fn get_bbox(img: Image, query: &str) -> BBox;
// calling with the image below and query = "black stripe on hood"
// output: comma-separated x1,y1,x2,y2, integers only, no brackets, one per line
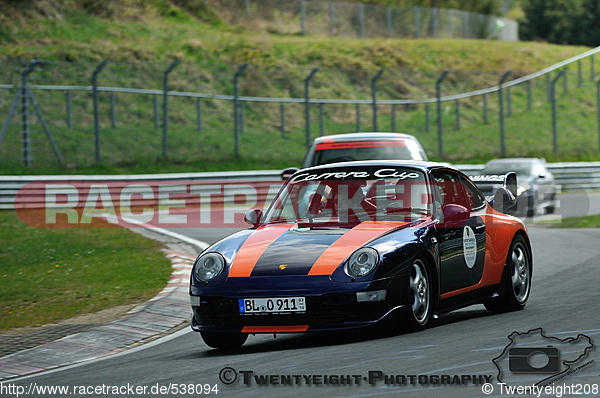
250,228,344,276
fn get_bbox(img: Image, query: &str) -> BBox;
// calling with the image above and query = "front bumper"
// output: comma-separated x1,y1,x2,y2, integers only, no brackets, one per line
190,275,406,333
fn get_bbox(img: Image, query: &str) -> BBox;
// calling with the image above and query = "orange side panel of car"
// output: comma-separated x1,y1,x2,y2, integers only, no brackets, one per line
307,221,408,276
441,205,526,299
228,224,295,278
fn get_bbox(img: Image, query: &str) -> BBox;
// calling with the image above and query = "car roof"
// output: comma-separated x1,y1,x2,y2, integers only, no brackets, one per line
311,132,419,144
297,159,457,175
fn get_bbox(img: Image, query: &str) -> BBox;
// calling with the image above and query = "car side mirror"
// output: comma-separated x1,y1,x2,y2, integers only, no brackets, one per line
491,187,516,213
281,167,299,181
244,208,263,228
442,204,469,226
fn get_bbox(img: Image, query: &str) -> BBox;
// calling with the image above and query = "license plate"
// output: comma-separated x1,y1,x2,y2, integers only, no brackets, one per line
239,297,306,314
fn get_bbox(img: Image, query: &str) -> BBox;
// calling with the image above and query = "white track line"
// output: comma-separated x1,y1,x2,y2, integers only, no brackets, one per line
6,216,210,382
114,213,210,251
7,327,192,382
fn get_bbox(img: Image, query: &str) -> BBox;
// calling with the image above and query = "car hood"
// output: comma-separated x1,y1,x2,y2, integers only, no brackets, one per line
208,221,411,278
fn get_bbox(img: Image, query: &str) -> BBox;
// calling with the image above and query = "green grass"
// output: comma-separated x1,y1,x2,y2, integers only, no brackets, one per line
0,211,172,330
0,0,598,174
551,214,600,228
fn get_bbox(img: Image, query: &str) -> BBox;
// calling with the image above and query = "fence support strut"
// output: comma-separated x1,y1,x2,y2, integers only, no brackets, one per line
304,68,319,148
233,63,248,157
550,69,566,154
436,70,450,157
162,60,180,159
371,68,384,132
597,79,600,150
498,70,512,158
92,60,108,164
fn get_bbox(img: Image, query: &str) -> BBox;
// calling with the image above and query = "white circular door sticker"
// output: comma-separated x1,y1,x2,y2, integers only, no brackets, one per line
463,225,477,269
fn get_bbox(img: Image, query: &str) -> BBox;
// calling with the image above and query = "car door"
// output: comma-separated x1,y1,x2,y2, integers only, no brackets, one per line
432,170,486,294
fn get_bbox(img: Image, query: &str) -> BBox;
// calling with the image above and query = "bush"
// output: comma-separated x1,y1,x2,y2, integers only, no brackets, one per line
520,0,600,46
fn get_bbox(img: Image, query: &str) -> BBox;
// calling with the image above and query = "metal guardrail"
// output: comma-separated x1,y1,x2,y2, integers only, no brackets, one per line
0,173,285,210
2,163,599,210
457,162,600,192
455,162,600,192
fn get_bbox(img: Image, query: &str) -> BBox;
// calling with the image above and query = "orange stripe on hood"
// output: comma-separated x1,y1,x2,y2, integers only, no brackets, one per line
228,224,294,278
308,221,408,276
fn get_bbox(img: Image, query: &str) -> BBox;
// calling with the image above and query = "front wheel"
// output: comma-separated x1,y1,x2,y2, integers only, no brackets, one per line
200,331,248,350
484,235,531,313
404,256,433,332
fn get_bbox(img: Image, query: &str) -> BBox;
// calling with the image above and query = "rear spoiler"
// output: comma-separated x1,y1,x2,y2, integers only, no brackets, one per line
469,172,518,198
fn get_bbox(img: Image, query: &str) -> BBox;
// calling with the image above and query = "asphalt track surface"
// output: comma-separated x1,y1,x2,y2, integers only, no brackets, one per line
8,194,600,398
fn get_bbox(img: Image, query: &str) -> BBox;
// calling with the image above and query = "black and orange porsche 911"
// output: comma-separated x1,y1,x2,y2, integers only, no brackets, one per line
190,161,532,349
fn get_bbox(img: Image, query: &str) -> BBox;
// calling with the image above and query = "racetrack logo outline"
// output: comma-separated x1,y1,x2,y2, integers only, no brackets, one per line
492,327,595,386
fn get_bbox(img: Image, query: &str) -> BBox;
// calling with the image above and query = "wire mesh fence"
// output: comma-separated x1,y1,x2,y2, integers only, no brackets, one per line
206,0,518,41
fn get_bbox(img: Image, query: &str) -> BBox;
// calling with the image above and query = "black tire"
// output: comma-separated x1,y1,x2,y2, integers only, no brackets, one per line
200,331,248,349
546,191,556,214
403,256,434,332
526,195,534,217
484,234,532,313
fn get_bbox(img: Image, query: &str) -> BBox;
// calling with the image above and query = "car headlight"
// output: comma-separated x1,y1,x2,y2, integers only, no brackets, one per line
193,253,225,282
345,248,379,277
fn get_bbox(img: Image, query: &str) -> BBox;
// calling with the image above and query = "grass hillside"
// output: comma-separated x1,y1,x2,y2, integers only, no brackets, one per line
0,0,596,174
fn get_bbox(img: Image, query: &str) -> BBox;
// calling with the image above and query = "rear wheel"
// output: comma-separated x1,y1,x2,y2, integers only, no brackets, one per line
546,192,556,214
484,235,531,313
404,256,433,331
526,195,535,217
200,331,248,350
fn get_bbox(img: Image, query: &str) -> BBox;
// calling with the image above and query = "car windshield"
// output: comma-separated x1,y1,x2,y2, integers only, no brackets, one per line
483,161,533,177
312,140,426,166
263,166,432,227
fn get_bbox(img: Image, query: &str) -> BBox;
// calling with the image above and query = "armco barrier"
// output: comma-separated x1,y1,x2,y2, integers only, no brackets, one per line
0,170,283,211
1,163,599,210
455,162,600,192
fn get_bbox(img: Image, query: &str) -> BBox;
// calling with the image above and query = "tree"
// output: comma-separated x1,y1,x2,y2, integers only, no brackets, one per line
580,0,600,46
520,0,585,45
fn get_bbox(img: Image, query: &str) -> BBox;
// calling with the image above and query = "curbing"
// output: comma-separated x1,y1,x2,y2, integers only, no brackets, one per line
0,226,207,381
